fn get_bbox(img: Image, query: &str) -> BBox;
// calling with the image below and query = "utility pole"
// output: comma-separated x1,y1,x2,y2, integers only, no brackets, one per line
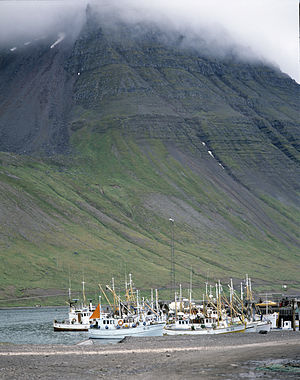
169,218,175,298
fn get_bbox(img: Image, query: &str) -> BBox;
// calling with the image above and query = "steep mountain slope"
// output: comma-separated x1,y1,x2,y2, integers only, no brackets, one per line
0,12,299,304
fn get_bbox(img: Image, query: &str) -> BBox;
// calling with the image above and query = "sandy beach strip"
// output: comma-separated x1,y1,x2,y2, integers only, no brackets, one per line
0,332,299,379
0,338,299,356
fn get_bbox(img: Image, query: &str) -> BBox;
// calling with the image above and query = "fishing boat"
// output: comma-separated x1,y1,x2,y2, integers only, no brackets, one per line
245,320,271,333
164,317,245,335
53,280,95,331
89,276,166,339
53,301,95,331
89,316,165,339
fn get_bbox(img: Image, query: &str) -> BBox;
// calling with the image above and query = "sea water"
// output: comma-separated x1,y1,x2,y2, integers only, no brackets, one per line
0,307,90,345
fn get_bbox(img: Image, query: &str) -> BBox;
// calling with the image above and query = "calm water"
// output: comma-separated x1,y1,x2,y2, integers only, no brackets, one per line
0,307,90,345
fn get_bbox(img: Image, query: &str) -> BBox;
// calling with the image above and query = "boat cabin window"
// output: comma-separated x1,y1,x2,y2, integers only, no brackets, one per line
103,319,114,325
179,320,188,325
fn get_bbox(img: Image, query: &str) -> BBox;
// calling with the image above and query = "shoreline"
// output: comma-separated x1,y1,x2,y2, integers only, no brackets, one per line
1,332,299,379
0,305,66,311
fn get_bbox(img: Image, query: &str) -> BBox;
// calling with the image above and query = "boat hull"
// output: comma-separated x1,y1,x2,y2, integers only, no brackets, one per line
164,324,245,335
53,322,89,332
89,323,164,339
245,321,271,333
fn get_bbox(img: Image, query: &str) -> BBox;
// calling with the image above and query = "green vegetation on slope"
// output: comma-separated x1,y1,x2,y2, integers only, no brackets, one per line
0,125,299,306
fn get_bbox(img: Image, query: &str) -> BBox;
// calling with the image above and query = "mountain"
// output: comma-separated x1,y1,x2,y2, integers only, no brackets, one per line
0,9,299,304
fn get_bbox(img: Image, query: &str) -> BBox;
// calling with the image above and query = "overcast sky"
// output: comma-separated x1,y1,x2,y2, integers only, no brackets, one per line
0,0,299,82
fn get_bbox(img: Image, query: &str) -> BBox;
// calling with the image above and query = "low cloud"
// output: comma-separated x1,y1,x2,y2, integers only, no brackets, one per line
0,1,86,46
0,0,298,82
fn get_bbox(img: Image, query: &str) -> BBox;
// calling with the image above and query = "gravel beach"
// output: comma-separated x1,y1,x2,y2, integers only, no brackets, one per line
0,331,299,379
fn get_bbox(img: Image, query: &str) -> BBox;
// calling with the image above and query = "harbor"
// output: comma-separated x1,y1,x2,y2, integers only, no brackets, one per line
1,283,300,378
51,273,300,338
2,274,300,346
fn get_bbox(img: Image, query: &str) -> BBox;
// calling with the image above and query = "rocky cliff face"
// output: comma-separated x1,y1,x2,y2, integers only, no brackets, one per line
1,14,299,198
0,9,299,301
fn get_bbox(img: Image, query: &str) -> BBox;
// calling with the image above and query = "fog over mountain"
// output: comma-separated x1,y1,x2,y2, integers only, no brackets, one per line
0,0,299,82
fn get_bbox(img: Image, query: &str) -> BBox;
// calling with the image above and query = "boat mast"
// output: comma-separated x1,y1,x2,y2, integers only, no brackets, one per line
82,279,86,306
240,282,243,303
136,289,140,319
68,265,72,304
129,273,134,302
118,293,121,318
219,280,223,325
155,289,159,312
230,278,233,320
246,274,250,301
189,287,192,317
125,270,129,303
216,283,219,326
249,277,254,321
112,277,116,314
98,283,113,309
190,266,192,305
151,288,154,310
179,284,182,312
105,284,132,316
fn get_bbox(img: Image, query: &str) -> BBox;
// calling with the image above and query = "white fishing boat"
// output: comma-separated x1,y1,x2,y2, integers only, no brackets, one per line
53,280,95,331
89,316,165,339
263,312,279,329
53,302,95,331
245,320,271,333
164,316,245,335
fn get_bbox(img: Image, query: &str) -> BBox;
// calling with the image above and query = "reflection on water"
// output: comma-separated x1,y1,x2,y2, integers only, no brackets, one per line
0,307,89,345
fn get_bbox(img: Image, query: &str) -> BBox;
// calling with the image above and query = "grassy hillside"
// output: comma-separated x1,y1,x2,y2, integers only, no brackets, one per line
0,125,299,305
